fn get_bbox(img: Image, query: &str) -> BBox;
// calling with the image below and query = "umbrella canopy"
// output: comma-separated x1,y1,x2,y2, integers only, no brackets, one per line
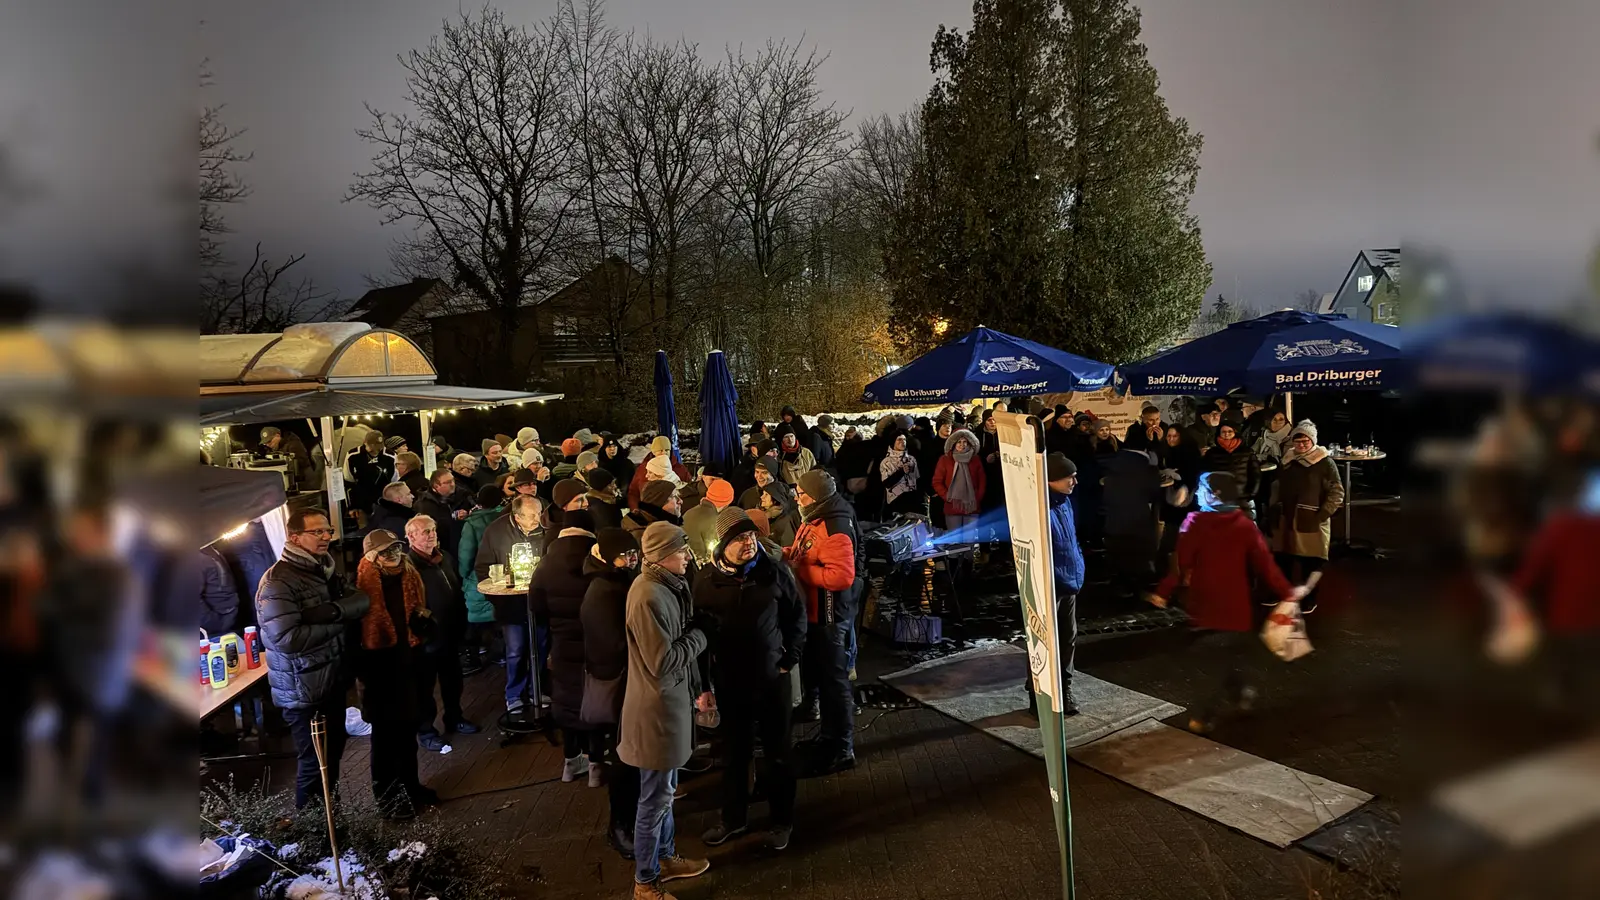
654,350,680,458
1403,312,1600,395
698,351,742,474
860,326,1114,406
1120,310,1401,396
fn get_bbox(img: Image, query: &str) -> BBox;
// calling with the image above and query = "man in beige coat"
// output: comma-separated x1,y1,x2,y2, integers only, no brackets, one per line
619,522,712,899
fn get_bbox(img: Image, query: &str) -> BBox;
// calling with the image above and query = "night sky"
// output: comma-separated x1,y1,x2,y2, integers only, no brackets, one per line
1,0,1596,314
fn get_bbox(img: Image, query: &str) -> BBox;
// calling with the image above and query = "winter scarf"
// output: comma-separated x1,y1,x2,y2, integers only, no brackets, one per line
1216,435,1243,454
1283,419,1329,466
1255,423,1292,462
355,558,426,650
283,543,337,581
881,445,918,503
945,429,979,512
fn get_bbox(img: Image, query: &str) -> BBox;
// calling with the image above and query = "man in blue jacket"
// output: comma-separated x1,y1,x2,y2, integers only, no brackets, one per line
1026,452,1085,717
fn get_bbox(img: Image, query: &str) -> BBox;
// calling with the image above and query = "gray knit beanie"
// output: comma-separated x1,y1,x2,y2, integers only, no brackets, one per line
641,521,689,563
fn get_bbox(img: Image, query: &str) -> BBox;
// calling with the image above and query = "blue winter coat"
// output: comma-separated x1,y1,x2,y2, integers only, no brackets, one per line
1048,488,1085,594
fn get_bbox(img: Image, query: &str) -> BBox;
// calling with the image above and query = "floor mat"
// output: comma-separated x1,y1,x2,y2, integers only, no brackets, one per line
1297,799,1401,888
882,642,1374,849
1431,733,1600,848
881,644,1185,756
1070,719,1374,848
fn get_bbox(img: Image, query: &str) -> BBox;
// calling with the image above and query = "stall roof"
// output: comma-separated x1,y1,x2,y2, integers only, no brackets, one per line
200,324,562,424
200,383,563,426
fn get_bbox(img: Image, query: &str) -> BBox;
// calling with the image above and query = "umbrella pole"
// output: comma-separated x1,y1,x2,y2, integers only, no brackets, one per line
419,409,434,476
1284,392,1294,422
310,714,346,893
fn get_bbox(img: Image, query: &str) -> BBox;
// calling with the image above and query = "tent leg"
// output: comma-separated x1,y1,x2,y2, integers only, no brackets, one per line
420,410,434,476
320,415,342,543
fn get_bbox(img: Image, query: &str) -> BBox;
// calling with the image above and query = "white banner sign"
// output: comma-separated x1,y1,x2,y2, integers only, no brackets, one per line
995,412,1063,713
325,467,346,507
1041,387,1189,433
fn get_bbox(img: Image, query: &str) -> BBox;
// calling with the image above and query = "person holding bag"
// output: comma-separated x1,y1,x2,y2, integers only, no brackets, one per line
581,528,643,860
1271,420,1344,610
1148,472,1305,735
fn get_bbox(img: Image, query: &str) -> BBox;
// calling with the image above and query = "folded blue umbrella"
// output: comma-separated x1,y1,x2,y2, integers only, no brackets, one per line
1120,310,1401,396
653,350,679,457
698,351,741,474
861,326,1114,406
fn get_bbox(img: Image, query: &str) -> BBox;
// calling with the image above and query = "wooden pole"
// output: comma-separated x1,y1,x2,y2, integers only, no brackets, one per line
310,714,345,893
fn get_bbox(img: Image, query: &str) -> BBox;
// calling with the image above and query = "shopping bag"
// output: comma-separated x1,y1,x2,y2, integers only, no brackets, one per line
1261,573,1319,662
1481,572,1540,665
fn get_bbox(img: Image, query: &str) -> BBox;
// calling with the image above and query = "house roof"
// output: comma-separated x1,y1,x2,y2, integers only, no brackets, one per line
341,277,444,328
1361,249,1401,285
425,256,644,323
1319,249,1401,313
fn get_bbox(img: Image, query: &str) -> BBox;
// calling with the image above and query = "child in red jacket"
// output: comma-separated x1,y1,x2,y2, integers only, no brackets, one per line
1151,471,1303,734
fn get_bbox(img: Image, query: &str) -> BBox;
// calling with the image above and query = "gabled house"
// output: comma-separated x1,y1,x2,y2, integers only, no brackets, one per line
1319,249,1401,324
426,257,650,396
339,277,453,354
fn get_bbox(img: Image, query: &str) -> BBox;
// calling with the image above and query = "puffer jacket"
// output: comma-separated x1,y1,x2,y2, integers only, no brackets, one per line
785,491,863,624
528,529,599,729
932,430,987,516
199,546,240,637
458,502,506,624
694,547,806,687
1047,488,1085,594
1202,442,1261,511
254,549,369,710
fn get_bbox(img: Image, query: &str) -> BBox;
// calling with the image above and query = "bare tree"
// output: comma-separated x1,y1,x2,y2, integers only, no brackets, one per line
349,6,580,383
716,42,851,288
844,110,922,255
1294,287,1324,312
201,242,337,334
199,60,250,271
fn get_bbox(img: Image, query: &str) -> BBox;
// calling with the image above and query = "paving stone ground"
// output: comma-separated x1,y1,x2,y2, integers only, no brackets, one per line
220,511,1408,900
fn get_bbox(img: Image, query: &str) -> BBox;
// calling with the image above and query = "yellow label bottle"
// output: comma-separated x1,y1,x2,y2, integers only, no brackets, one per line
207,641,230,690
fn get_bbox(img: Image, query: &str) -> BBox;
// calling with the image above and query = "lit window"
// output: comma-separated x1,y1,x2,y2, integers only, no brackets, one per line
1357,274,1375,293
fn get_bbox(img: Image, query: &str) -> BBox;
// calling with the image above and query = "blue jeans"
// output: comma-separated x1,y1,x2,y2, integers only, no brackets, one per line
503,623,531,710
634,768,679,884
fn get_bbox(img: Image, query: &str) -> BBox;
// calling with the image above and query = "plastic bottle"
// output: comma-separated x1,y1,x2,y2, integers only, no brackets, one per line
242,626,262,669
200,639,213,685
220,633,242,676
207,641,230,690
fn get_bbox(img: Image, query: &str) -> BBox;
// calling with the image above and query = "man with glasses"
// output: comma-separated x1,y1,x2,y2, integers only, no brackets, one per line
255,509,371,809
694,507,807,853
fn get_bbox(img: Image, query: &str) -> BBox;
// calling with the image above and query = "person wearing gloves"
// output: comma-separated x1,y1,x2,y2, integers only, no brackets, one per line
255,509,371,809
625,480,683,538
528,508,602,786
475,494,546,724
582,528,644,860
1024,454,1085,717
620,522,713,899
1271,420,1345,608
1148,471,1303,735
627,436,691,510
694,507,807,853
787,470,863,775
406,516,477,751
354,529,437,818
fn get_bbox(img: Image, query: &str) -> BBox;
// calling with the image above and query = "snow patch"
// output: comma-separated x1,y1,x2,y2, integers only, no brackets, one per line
386,842,428,863
284,852,384,900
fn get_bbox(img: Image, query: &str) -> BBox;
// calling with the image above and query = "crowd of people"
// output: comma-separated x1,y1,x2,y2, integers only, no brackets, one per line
220,395,1379,899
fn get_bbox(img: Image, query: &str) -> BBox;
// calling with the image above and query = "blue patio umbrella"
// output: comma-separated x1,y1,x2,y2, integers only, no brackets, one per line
653,350,679,458
1403,311,1600,395
1120,310,1400,396
698,350,741,475
860,326,1114,406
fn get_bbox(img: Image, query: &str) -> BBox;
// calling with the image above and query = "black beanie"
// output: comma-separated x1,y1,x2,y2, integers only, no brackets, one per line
596,527,638,563
1046,452,1077,481
476,484,503,508
562,508,597,534
584,467,616,492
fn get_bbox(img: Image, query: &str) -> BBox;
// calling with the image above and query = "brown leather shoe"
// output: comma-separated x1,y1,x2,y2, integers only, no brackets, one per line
658,855,710,883
633,880,678,900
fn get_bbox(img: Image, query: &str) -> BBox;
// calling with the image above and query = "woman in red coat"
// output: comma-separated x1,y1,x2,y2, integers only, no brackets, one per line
1510,476,1600,705
625,435,691,510
933,429,986,582
1151,471,1301,734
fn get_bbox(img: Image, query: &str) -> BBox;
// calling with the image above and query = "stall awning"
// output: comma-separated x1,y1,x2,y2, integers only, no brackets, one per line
199,383,565,425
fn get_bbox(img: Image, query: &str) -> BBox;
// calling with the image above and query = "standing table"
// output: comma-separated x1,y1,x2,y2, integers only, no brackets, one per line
1329,451,1389,549
479,577,553,742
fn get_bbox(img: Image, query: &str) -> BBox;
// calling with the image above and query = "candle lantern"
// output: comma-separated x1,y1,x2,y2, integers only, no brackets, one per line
509,541,538,588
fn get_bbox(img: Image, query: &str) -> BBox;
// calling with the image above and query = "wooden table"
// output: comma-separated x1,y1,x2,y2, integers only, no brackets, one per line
199,651,272,719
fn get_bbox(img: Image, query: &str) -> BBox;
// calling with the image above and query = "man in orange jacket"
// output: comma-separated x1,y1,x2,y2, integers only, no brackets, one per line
786,470,863,774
